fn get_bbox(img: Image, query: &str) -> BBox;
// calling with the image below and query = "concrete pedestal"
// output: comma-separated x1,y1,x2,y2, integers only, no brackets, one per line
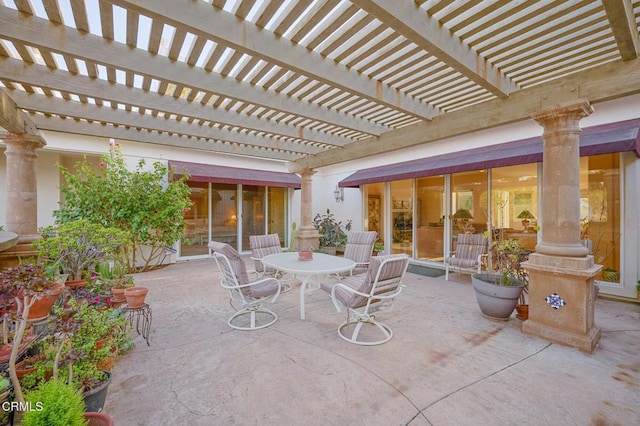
522,253,602,352
294,227,321,252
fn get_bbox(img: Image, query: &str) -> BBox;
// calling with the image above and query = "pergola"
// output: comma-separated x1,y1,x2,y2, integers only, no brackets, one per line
0,1,639,351
0,0,638,165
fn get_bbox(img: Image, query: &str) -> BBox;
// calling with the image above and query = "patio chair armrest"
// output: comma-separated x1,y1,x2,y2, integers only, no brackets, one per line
235,277,282,301
330,282,370,312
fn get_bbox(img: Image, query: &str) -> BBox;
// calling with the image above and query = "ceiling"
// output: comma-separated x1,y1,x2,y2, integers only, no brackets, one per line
1,0,639,173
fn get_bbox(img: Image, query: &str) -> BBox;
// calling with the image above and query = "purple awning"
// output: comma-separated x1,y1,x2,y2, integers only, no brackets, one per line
169,161,301,188
340,119,640,187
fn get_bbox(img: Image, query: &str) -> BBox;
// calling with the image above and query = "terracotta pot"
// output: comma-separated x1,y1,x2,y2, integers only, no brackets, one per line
110,287,126,302
96,346,118,372
24,283,65,320
65,279,88,289
298,250,313,261
15,358,53,382
84,412,115,426
515,304,529,320
124,287,148,308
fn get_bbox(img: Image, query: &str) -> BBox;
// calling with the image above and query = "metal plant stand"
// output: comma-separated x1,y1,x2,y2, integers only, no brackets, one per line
125,304,152,346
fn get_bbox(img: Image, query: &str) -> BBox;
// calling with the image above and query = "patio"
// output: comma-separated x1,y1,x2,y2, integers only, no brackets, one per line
104,257,640,425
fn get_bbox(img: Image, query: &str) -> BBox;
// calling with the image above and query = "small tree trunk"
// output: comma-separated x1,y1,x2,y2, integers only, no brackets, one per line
8,296,35,404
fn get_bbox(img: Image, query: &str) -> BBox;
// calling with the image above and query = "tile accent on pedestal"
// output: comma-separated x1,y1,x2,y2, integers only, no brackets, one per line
545,293,567,310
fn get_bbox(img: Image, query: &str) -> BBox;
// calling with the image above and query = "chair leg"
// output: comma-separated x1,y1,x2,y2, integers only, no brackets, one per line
445,264,450,281
337,318,394,346
227,305,278,330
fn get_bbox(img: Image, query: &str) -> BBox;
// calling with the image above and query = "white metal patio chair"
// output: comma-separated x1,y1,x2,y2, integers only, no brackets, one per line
322,254,409,345
341,231,378,276
209,241,282,330
249,233,293,292
444,233,488,281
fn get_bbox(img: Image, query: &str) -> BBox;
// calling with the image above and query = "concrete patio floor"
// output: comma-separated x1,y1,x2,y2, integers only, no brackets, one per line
104,257,640,425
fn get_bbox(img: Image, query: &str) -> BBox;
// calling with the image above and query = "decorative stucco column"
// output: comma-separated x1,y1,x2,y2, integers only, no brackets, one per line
0,133,45,268
3,133,44,236
294,169,320,250
522,99,602,352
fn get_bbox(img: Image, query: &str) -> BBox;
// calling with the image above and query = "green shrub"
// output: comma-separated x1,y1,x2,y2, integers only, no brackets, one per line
22,379,87,426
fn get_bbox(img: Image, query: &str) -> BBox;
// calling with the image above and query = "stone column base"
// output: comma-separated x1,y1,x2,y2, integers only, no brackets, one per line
522,253,602,353
294,227,320,252
522,319,601,353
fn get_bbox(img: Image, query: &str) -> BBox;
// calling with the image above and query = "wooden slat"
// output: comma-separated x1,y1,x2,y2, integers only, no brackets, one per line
126,10,139,47
602,0,640,60
63,55,79,75
290,0,341,44
306,4,359,51
254,0,286,28
479,0,595,54
69,0,89,33
38,48,57,69
320,13,375,57
273,0,313,36
98,0,114,40
346,33,401,69
13,43,34,64
42,0,63,24
333,25,386,62
168,29,187,61
490,13,607,61
186,36,207,67
234,56,260,81
12,0,33,15
148,19,164,54
219,50,243,77
204,43,227,72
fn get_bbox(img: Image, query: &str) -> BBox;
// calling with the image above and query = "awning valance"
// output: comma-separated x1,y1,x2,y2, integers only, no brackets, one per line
169,161,301,189
339,119,640,187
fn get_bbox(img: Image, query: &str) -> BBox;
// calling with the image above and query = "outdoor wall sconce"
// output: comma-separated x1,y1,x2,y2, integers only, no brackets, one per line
334,186,344,203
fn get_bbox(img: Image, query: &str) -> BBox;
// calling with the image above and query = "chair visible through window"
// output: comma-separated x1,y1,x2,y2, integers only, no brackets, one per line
209,241,282,330
444,234,488,281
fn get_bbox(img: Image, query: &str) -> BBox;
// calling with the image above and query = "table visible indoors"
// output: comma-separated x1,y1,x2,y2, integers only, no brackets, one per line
261,252,355,320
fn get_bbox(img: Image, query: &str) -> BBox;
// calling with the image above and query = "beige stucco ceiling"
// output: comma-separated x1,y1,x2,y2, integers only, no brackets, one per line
1,0,639,172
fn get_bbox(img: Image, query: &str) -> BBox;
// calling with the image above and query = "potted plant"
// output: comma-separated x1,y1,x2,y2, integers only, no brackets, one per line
34,219,130,287
312,209,352,255
0,262,63,403
471,238,528,321
373,242,384,256
45,297,132,412
95,261,134,305
22,378,87,426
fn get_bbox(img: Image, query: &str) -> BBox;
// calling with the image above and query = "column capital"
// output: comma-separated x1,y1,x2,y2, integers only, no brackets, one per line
0,131,46,149
530,99,593,131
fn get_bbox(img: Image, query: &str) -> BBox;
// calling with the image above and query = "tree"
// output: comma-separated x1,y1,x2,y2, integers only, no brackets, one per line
54,141,191,271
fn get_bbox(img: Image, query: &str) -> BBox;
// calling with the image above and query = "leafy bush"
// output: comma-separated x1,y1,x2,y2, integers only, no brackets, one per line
313,209,352,247
53,141,191,271
22,379,87,426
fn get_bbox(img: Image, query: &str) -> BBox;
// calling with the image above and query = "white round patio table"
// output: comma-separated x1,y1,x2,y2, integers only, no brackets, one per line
261,252,355,320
